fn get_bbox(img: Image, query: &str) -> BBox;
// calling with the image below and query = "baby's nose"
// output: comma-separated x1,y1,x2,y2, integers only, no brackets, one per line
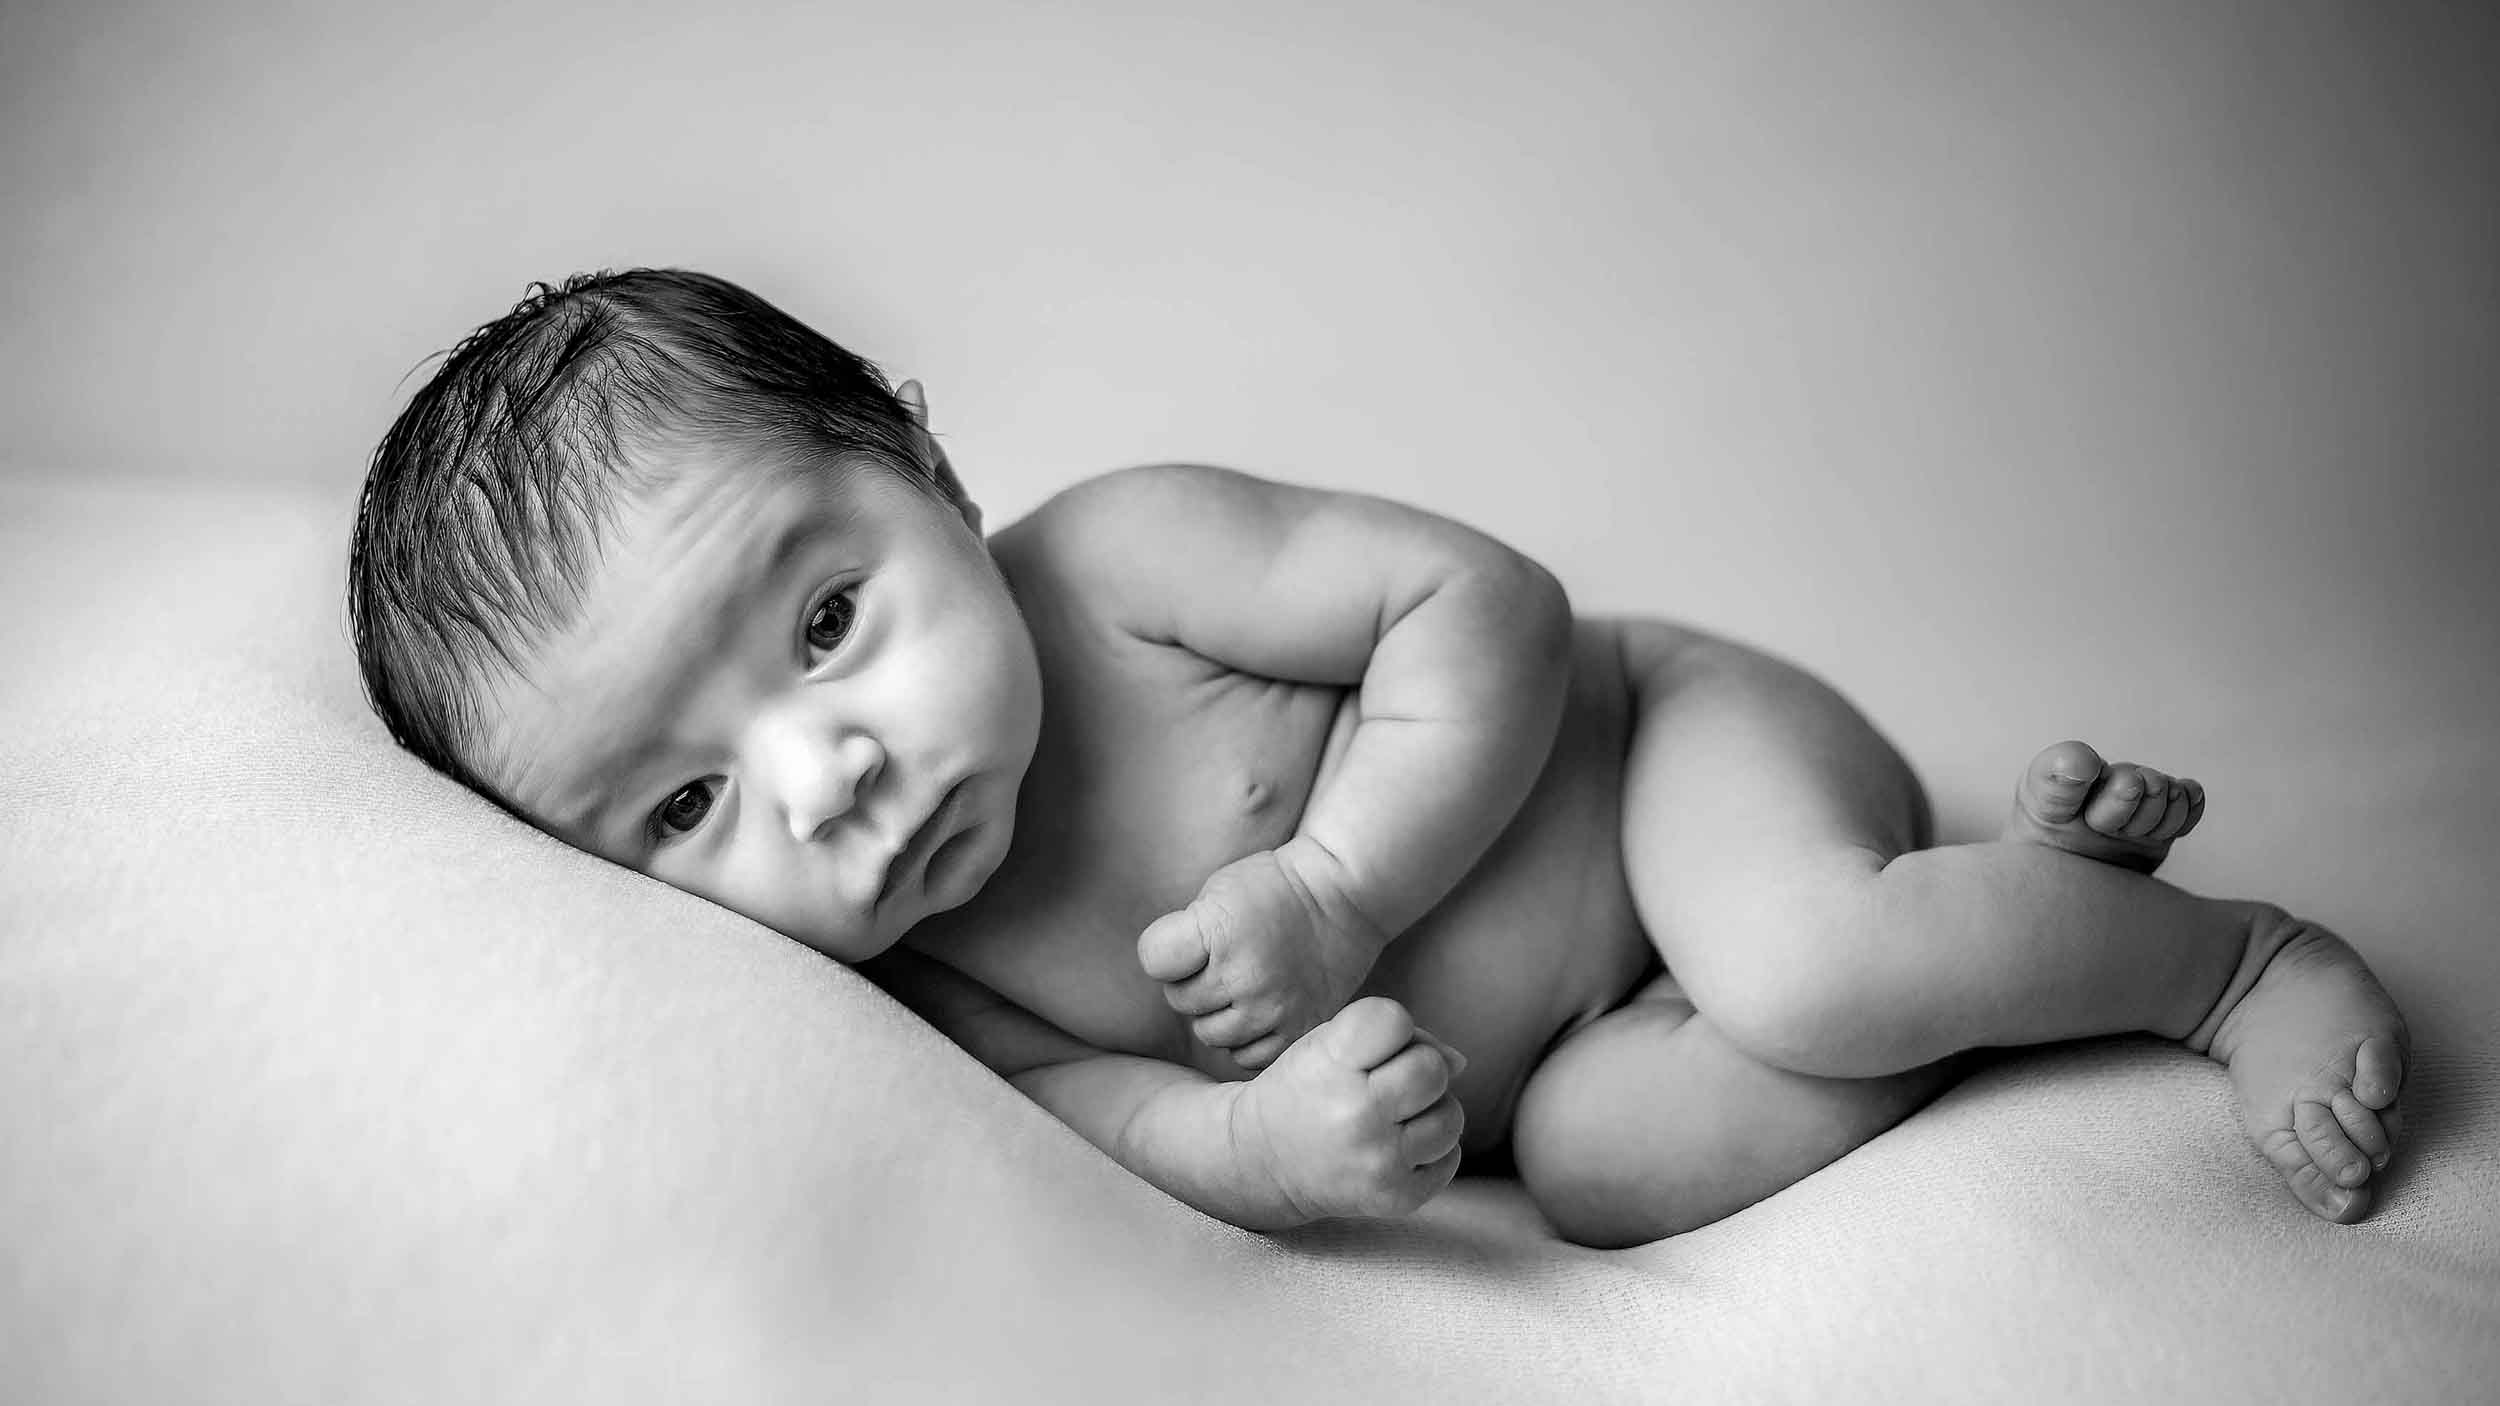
759,721,885,843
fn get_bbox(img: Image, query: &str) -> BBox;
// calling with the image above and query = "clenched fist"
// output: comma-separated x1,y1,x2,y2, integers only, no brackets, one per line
1232,997,1467,1221
1138,842,1389,1070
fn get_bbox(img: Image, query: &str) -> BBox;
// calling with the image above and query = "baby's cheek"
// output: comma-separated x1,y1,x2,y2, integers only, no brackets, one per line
967,621,1044,759
661,849,786,931
756,866,881,960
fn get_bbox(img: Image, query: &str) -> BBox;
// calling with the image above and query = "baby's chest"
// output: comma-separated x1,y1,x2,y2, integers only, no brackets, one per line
911,647,1357,1068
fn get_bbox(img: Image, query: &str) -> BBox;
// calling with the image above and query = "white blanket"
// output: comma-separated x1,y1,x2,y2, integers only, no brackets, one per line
3,471,2494,1403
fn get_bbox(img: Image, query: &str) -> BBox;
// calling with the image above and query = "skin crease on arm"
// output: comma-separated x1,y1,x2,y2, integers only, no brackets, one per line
1107,465,1571,936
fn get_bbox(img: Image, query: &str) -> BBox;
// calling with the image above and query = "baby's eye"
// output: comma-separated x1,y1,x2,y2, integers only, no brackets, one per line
805,588,858,656
652,779,718,839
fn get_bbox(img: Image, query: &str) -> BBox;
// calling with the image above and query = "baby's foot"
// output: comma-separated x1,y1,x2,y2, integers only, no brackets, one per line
2003,739,2204,874
2194,907,2410,1223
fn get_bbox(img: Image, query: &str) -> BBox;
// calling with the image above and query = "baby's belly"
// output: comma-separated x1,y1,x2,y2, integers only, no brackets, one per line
1360,618,1653,1150
923,620,1653,1149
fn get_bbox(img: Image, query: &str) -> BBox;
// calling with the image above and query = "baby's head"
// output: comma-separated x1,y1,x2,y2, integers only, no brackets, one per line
349,269,1042,960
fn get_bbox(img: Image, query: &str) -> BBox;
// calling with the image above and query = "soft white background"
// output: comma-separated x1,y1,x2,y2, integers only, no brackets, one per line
4,0,2494,989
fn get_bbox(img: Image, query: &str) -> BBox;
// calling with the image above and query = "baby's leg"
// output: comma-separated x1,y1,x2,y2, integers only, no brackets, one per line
1514,622,2407,1243
1512,622,1960,1244
1513,975,1961,1247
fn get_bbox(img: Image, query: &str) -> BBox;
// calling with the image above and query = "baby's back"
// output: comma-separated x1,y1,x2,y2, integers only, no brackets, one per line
906,489,1653,1148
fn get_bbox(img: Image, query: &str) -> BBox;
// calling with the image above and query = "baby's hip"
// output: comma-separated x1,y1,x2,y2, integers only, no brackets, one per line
1375,614,1923,1146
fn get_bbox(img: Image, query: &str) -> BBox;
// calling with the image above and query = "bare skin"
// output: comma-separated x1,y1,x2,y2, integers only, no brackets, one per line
2008,741,2405,1210
481,408,2410,1241
2005,737,2205,872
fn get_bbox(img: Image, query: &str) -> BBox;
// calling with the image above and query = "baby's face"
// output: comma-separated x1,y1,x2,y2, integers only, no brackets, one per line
474,453,1042,962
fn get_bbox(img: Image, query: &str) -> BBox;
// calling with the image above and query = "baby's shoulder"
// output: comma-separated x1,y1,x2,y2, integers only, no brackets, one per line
990,463,1276,622
996,462,1271,559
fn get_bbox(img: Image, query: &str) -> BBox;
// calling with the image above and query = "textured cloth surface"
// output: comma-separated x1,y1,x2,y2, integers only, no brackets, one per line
4,472,2496,1403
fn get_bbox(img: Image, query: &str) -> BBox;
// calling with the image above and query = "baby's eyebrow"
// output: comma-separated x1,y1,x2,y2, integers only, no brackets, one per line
552,736,664,844
511,710,654,848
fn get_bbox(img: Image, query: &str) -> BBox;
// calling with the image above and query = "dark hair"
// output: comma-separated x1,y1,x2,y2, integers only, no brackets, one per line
346,268,931,798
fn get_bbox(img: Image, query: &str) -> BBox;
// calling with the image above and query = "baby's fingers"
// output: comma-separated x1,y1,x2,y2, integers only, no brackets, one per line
1416,1030,1468,1081
1160,976,1230,1018
1229,1029,1293,1072
1399,1094,1465,1167
1185,1000,1250,1045
1322,996,1417,1070
1410,1144,1463,1201
1190,995,1290,1050
1369,1036,1464,1118
1136,910,1209,984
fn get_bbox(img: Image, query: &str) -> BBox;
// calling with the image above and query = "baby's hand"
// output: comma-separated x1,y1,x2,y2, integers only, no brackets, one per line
1138,843,1388,1071
1232,997,1466,1222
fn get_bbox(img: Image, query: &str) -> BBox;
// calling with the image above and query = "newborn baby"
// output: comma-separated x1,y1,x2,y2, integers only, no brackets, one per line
349,268,2409,1245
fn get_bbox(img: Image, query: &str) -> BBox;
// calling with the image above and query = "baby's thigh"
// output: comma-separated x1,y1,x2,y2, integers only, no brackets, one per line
1613,619,1929,971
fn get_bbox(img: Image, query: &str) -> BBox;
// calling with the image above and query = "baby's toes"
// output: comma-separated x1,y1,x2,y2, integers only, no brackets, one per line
2081,764,2153,835
2295,1097,2374,1189
2119,767,2174,837
2261,1127,2374,1222
2142,779,2198,841
2021,740,2105,823
2352,1033,2406,1109
2169,778,2205,839
2331,1088,2393,1171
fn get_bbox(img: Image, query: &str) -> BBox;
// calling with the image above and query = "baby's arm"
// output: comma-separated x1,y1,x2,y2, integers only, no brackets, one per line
1035,464,1573,1069
870,952,1465,1230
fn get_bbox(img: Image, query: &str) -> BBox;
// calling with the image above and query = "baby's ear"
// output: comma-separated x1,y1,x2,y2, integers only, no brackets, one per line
896,378,933,428
897,379,982,534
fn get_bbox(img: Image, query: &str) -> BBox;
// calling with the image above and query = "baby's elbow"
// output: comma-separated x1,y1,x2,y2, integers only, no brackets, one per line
1435,547,1571,696
1492,551,1574,672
